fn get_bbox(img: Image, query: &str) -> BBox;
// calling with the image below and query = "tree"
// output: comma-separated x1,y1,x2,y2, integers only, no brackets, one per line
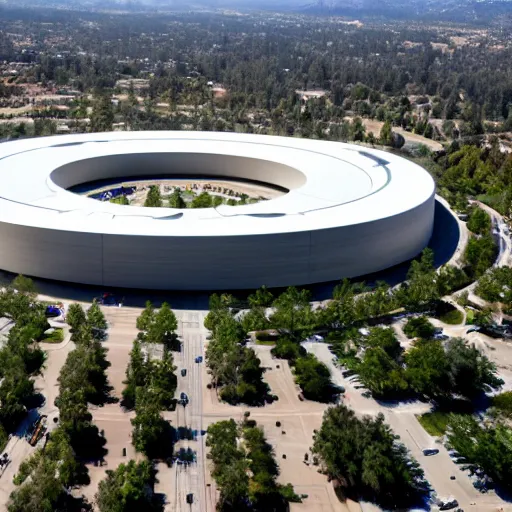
312,405,425,508
136,301,155,332
293,354,334,402
87,300,107,331
122,340,147,409
240,307,269,333
190,191,213,208
379,120,393,146
66,303,86,332
146,302,178,345
445,338,503,398
357,347,409,398
8,464,68,512
96,460,162,512
130,390,169,457
90,91,114,132
467,207,491,235
350,117,366,141
464,235,497,278
11,275,37,296
365,327,402,360
271,338,306,362
168,187,186,209
447,415,512,492
248,286,274,308
403,316,436,339
150,348,177,409
404,340,451,398
270,287,314,338
0,363,35,431
144,186,162,208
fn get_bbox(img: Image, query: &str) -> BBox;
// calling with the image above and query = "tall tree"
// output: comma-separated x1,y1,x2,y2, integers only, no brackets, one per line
144,186,162,208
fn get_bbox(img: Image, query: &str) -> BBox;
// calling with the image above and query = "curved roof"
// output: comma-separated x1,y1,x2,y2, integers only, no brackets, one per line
0,132,434,237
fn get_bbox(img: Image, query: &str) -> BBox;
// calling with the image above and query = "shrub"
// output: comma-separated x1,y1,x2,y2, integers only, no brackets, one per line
403,316,436,339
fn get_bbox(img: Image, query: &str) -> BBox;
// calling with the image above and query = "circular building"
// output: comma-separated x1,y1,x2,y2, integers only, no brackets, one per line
0,132,435,290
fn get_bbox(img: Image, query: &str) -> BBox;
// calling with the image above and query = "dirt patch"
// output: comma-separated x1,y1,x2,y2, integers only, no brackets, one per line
349,118,443,151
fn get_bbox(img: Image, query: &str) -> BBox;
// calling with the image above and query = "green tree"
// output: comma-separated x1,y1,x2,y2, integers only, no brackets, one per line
146,302,178,345
270,287,314,338
357,347,409,398
404,340,451,398
122,340,147,409
445,338,503,398
312,405,425,508
131,390,169,457
403,316,436,339
96,460,162,512
365,327,402,360
293,354,334,402
168,187,186,209
379,120,393,146
90,91,114,132
248,286,274,308
66,303,86,332
447,415,512,492
136,301,155,332
190,191,213,208
87,300,107,331
467,207,491,235
144,186,162,208
11,275,37,296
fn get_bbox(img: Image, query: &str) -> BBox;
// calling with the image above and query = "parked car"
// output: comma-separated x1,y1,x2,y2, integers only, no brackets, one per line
45,305,63,318
439,498,459,510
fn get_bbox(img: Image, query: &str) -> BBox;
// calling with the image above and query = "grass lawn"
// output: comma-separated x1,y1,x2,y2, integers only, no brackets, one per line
255,339,276,346
440,309,464,325
41,328,65,344
492,391,512,417
465,308,475,324
417,411,452,436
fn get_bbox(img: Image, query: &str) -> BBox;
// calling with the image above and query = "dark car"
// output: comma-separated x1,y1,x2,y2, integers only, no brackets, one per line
45,305,62,318
422,448,439,456
181,369,187,377
195,356,203,363
439,499,459,510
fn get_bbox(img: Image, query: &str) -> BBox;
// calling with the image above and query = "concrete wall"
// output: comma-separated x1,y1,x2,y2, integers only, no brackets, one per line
0,193,434,290
51,153,306,191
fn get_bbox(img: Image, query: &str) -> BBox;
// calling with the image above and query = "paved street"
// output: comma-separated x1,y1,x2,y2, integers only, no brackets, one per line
165,310,208,512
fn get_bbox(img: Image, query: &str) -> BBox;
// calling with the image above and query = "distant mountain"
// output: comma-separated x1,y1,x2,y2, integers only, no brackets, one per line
5,0,512,23
298,0,512,22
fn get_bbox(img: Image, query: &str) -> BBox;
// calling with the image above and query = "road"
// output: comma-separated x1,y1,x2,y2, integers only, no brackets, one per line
304,342,510,511
83,306,209,512
169,310,208,512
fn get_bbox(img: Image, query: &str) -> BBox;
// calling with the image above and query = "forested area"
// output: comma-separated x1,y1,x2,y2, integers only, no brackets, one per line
0,277,48,451
9,302,109,512
203,246,501,405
